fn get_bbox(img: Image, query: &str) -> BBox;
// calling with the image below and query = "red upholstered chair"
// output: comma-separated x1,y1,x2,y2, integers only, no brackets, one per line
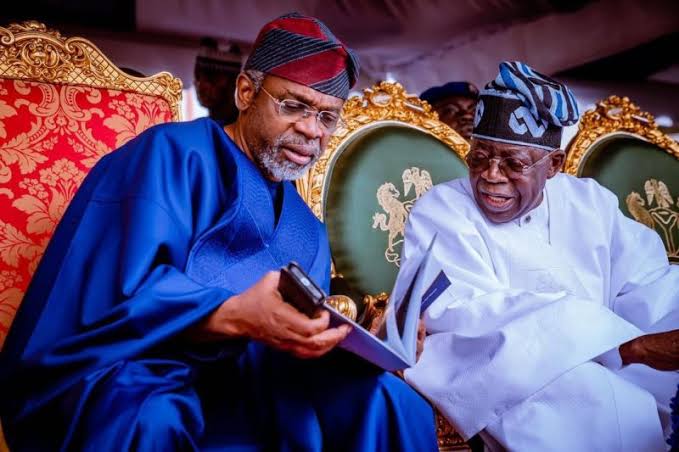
0,20,182,449
0,21,182,349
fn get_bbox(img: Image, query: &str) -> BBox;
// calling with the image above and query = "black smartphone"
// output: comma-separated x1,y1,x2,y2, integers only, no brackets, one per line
278,262,326,317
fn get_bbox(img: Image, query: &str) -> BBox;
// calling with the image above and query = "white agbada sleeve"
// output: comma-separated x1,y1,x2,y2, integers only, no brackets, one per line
594,194,679,369
402,179,678,441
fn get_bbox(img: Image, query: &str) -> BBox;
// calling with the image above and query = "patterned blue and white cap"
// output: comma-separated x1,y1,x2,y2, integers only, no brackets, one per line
472,62,580,150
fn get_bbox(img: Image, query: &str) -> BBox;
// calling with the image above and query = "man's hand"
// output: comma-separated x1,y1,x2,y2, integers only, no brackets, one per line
416,319,426,362
619,329,679,371
191,271,351,359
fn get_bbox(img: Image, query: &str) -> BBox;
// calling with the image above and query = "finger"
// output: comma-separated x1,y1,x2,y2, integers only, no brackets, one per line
283,327,349,359
284,324,352,359
301,325,351,351
369,317,382,335
418,324,426,341
263,311,329,346
277,305,330,337
261,270,281,289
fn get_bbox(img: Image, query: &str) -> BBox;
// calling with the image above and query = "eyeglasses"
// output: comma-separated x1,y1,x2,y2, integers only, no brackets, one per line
465,149,555,178
260,87,344,132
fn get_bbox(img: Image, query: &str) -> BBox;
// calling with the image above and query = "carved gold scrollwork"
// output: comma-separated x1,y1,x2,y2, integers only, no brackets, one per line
436,410,469,451
297,81,469,220
326,294,358,321
565,95,679,175
0,21,182,121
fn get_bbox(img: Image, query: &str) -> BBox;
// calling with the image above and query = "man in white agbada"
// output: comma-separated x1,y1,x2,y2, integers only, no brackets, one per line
401,62,679,451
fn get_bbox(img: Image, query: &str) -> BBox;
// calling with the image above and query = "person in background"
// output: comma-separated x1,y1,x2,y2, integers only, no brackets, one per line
194,36,242,124
420,81,479,140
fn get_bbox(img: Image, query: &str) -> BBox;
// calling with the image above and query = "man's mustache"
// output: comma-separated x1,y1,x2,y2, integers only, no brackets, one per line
276,134,321,156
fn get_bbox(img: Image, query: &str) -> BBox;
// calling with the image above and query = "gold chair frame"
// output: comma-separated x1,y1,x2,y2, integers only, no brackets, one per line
0,21,182,121
565,95,679,175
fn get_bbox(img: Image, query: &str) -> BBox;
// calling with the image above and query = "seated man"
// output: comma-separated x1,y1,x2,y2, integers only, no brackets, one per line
0,13,437,452
402,61,679,451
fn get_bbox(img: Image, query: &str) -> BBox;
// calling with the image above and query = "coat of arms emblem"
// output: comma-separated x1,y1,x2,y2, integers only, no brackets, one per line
371,167,433,266
626,178,679,261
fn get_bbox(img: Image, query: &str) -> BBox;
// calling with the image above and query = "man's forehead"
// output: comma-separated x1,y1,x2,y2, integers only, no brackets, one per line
266,75,344,112
472,139,540,156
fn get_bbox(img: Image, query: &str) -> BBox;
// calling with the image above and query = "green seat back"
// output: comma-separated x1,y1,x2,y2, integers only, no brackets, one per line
578,134,679,262
324,124,468,296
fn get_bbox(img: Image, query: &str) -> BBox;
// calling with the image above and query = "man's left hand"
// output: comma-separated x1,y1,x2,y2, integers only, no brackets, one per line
620,329,679,371
416,319,426,362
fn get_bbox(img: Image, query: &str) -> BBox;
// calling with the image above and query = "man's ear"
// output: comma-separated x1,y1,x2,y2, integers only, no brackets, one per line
234,73,257,112
547,149,566,178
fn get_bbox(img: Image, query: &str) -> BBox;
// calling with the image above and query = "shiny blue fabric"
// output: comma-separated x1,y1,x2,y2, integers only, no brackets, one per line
0,118,436,451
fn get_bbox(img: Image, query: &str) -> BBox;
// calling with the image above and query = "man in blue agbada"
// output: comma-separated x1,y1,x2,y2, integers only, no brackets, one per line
0,13,437,451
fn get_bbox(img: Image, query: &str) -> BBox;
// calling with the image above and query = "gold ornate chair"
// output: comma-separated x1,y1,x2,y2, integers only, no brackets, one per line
297,82,471,451
565,95,679,263
0,21,182,350
0,20,182,450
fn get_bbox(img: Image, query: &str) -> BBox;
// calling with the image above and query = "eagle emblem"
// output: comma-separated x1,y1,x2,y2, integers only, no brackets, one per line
371,167,433,266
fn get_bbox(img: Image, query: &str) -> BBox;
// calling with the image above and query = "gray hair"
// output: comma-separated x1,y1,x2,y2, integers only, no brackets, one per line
234,69,265,111
243,69,264,94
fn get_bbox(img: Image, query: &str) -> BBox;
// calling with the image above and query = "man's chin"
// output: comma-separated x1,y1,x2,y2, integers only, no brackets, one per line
477,199,519,223
265,161,313,181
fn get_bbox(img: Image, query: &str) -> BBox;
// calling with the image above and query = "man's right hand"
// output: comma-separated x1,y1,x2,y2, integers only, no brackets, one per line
192,271,351,359
619,329,679,371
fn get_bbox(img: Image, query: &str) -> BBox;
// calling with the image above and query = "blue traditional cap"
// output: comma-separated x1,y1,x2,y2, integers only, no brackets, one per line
420,81,479,104
472,61,580,150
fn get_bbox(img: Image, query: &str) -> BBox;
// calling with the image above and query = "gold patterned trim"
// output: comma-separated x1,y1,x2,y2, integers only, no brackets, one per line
0,21,182,121
297,81,469,220
565,95,679,175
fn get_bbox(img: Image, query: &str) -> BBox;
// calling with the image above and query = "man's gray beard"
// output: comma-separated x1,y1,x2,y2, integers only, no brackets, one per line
255,134,320,181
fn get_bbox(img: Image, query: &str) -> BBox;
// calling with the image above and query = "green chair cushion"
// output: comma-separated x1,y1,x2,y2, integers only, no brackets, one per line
324,124,468,296
579,134,679,262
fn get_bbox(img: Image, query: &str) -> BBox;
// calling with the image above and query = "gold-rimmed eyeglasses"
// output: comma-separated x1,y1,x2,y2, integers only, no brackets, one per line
261,87,344,132
465,149,556,178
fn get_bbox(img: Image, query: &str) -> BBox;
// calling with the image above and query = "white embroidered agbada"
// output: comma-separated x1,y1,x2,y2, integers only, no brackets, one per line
402,173,679,452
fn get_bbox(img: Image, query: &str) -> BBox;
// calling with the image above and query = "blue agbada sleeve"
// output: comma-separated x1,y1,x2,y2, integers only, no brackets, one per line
0,119,240,420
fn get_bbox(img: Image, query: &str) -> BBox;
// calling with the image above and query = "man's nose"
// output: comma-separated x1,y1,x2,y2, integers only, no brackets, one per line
482,159,507,182
294,114,323,141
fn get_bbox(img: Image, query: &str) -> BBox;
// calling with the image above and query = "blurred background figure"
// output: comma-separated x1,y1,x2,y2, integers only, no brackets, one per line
420,81,479,140
194,37,242,124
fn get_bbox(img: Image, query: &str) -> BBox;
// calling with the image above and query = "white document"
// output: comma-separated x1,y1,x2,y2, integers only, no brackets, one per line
327,235,449,370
